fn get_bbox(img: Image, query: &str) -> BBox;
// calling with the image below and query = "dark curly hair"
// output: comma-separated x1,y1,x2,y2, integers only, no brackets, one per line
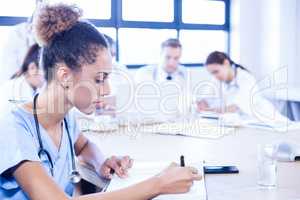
33,3,108,82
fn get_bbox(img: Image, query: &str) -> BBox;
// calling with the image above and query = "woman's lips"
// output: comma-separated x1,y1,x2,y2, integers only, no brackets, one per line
94,101,105,109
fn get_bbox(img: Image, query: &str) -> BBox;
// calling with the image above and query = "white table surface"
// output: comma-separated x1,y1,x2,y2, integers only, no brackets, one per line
264,86,300,102
84,127,300,200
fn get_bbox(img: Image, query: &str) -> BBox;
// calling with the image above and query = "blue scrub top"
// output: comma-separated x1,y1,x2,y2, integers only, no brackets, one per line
0,105,80,199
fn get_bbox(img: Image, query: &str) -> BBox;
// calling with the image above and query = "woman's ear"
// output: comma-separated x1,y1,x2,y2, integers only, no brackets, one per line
223,59,231,68
27,62,38,75
56,63,73,89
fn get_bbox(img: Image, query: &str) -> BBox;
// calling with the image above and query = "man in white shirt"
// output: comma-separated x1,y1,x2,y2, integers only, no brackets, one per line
135,38,186,86
134,39,190,119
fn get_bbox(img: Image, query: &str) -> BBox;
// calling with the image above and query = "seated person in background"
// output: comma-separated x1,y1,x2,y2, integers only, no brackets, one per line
0,43,44,105
197,51,288,122
0,0,43,83
135,38,187,86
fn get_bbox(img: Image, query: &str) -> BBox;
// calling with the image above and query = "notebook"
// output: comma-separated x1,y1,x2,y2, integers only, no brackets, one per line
106,162,207,200
140,119,235,139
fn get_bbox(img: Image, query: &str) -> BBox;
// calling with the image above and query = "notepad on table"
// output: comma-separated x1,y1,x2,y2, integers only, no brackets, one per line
106,162,207,200
140,119,235,139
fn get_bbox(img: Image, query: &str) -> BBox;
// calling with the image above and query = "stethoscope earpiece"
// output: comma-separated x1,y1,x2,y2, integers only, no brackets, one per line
69,170,81,184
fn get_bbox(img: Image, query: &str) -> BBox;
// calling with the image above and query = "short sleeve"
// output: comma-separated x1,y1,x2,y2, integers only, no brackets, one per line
0,114,40,190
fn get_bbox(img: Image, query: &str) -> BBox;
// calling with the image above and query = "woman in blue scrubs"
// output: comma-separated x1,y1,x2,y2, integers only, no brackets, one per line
0,3,201,200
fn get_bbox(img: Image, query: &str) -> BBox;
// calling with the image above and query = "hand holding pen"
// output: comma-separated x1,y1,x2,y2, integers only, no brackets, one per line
155,155,202,195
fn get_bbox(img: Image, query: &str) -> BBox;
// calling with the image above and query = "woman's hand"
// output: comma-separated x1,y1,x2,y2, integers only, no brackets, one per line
157,163,202,194
100,156,133,179
196,100,210,112
213,105,239,114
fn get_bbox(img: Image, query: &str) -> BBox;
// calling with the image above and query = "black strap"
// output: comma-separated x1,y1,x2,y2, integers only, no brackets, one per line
166,75,172,80
33,93,54,174
33,93,44,150
33,93,75,175
63,118,76,171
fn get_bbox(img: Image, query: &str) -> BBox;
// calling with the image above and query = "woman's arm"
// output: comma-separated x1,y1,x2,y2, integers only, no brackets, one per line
213,105,240,114
14,161,201,200
74,134,105,173
14,161,70,200
74,134,132,179
13,160,159,200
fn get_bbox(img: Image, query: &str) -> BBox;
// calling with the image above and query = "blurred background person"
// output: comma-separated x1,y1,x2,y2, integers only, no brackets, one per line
0,43,44,108
0,0,43,84
135,38,186,86
197,51,288,123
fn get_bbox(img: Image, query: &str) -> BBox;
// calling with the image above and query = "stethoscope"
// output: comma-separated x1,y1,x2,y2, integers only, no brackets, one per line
33,93,81,184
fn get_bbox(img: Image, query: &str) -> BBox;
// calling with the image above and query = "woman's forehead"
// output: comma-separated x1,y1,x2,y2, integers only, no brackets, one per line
82,49,112,73
82,64,112,75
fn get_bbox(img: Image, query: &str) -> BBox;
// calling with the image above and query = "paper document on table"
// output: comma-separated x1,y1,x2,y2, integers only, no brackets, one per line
106,162,207,200
141,119,235,139
243,120,300,132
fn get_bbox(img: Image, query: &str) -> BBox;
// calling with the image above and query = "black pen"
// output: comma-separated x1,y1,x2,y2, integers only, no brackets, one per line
180,155,185,167
110,168,115,175
102,168,116,192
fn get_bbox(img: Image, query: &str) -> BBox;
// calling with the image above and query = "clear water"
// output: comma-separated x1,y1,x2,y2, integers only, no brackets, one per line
257,160,277,188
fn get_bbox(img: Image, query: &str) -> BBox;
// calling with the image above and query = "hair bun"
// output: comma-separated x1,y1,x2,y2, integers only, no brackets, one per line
33,3,82,46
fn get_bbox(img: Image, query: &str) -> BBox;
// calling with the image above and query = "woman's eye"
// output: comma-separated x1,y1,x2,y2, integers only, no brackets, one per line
95,79,103,84
103,72,110,80
95,73,110,84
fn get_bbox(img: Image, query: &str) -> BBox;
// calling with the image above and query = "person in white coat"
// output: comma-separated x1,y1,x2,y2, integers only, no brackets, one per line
0,0,44,83
0,22,36,83
135,38,187,86
134,39,189,118
0,43,44,108
197,51,288,123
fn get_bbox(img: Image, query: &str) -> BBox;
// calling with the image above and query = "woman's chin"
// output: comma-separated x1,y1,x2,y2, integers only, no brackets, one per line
83,110,94,116
78,106,95,116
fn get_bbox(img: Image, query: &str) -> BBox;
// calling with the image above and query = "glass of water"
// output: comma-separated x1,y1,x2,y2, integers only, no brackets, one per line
257,144,278,188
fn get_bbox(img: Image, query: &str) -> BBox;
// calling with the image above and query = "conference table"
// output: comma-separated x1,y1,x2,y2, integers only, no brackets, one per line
81,125,300,200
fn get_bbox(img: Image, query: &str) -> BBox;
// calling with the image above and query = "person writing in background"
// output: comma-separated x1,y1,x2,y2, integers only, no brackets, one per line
197,51,288,122
0,4,201,200
0,0,44,83
0,44,44,111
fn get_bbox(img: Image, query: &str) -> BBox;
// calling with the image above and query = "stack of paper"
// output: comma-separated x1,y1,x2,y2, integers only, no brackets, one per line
106,162,207,200
141,119,235,139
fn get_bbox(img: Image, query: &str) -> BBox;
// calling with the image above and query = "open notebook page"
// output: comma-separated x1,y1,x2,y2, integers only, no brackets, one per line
106,162,207,200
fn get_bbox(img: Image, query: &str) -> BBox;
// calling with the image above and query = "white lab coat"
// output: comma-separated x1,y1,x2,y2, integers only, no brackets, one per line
133,65,191,119
134,64,187,87
202,68,288,123
0,22,35,84
0,76,37,112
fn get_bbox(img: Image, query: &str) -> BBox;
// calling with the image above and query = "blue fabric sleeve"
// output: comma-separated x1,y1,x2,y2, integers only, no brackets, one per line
0,115,40,190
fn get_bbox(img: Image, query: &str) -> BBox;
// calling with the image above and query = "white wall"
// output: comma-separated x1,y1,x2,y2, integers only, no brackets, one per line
230,0,300,87
297,0,300,82
230,0,263,77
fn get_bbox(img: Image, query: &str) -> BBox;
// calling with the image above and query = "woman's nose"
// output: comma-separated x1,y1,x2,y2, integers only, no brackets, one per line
98,82,111,97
